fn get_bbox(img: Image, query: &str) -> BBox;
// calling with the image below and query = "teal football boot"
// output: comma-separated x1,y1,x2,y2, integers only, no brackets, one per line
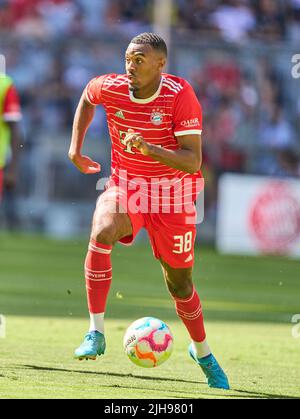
74,331,106,360
189,344,230,389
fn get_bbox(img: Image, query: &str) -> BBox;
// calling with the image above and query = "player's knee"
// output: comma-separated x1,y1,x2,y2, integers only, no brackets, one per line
167,277,193,299
91,223,118,245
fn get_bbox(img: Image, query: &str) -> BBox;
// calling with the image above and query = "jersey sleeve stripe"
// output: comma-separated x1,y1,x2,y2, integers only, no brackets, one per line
162,83,180,94
163,79,183,92
163,78,184,91
174,129,202,136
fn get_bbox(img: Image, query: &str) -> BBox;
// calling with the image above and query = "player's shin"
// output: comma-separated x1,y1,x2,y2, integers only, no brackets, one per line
172,286,211,358
84,240,112,333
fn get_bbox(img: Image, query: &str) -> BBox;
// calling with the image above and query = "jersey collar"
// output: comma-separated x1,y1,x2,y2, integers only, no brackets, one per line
129,77,163,104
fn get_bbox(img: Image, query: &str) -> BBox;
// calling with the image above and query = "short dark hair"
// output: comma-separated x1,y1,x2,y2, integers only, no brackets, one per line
130,33,167,57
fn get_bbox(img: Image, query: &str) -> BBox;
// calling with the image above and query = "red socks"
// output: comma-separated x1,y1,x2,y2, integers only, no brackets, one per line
173,286,206,342
84,239,205,344
84,240,112,314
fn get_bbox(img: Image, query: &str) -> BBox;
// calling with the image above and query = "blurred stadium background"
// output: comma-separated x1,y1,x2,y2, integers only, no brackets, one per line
1,0,300,399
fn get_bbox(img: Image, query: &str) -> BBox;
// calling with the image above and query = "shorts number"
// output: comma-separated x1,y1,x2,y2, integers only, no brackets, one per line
173,232,193,254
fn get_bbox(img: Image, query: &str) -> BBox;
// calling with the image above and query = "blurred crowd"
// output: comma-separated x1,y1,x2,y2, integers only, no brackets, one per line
0,0,299,212
189,54,300,216
176,0,300,43
193,55,300,175
1,0,300,42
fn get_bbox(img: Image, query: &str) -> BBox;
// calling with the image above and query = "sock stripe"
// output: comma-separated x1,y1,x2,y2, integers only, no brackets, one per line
176,308,202,321
176,303,202,318
86,276,112,282
88,243,112,254
85,266,112,273
90,239,112,250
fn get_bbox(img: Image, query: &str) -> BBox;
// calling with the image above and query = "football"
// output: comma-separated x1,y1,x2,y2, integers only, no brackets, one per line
123,317,174,368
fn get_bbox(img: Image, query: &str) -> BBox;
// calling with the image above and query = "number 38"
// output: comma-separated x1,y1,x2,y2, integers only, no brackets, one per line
173,232,193,254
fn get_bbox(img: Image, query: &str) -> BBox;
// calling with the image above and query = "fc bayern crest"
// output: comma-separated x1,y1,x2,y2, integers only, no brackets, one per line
150,109,164,125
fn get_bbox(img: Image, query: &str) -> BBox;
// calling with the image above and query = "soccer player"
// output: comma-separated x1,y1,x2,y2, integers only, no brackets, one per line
69,33,229,389
0,74,22,203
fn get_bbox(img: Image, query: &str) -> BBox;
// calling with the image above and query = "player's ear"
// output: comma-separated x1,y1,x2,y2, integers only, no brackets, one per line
158,56,166,71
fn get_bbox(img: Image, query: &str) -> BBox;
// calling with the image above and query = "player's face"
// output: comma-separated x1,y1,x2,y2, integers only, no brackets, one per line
125,43,166,94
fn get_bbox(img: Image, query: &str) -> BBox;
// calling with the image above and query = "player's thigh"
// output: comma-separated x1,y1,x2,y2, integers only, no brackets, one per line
91,188,133,243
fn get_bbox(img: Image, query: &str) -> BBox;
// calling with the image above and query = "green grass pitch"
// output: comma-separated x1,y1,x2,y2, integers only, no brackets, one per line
0,233,300,399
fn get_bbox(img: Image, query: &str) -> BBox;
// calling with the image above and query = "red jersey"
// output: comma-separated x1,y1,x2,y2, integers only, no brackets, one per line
85,73,203,213
2,84,22,122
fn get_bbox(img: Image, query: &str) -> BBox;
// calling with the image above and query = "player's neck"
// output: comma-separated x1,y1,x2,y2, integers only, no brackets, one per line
133,77,162,99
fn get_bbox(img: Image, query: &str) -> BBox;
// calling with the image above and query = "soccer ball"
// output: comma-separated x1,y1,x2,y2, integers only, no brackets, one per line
123,317,174,368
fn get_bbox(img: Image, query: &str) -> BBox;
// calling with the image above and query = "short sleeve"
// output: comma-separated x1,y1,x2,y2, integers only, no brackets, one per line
85,75,107,105
3,85,22,122
173,83,202,137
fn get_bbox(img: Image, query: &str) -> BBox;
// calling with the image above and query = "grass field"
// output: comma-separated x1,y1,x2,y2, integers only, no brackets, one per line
0,233,300,399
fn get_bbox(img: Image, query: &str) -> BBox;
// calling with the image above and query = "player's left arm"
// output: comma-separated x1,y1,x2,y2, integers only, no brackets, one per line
152,133,202,173
124,129,201,174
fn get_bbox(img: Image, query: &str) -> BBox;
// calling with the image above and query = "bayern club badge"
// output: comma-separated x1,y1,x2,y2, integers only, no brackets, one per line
150,109,164,125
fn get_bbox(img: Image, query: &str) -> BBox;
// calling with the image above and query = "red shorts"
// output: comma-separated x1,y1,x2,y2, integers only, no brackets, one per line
100,185,197,269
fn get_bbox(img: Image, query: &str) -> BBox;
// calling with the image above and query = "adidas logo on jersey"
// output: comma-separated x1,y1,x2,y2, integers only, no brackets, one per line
115,110,125,119
184,254,193,263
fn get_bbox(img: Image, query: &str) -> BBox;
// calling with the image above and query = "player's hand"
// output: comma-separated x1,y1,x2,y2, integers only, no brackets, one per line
124,129,151,156
68,153,101,174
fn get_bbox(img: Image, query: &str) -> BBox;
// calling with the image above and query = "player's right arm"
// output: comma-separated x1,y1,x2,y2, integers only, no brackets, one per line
69,75,107,173
68,89,101,174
